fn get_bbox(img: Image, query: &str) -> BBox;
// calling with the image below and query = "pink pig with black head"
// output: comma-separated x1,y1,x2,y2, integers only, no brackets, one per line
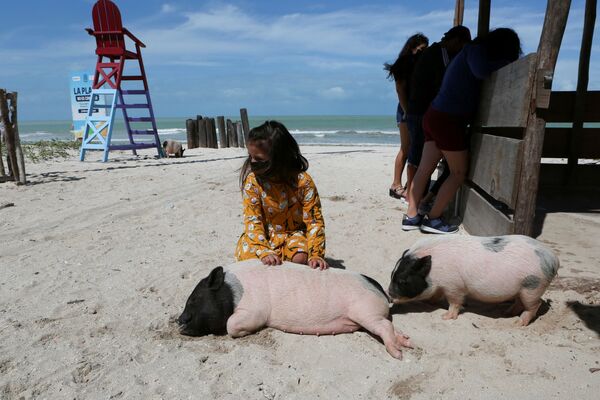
388,235,559,326
179,259,412,359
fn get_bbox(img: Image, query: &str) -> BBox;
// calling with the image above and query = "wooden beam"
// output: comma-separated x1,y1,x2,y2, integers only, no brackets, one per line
567,0,596,184
477,0,491,37
6,92,26,184
236,122,245,148
469,133,523,208
474,53,537,128
0,115,5,177
454,0,465,26
227,119,238,147
460,186,515,236
540,90,600,122
240,108,250,144
513,0,571,236
185,118,196,149
543,127,600,158
0,89,19,182
217,116,227,148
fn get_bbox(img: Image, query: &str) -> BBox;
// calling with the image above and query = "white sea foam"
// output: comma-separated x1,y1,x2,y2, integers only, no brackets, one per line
289,129,397,136
157,128,186,135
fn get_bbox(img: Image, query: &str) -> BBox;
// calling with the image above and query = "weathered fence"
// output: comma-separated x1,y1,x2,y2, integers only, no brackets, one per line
457,0,572,236
185,108,250,150
0,89,26,185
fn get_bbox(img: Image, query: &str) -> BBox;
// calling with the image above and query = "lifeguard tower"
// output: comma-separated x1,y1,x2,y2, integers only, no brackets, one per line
80,0,162,162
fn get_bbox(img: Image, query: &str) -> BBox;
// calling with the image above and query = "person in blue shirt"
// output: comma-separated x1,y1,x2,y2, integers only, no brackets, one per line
402,28,522,234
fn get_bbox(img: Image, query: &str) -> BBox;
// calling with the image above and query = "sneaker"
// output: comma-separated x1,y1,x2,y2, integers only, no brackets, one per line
420,216,459,234
402,214,423,231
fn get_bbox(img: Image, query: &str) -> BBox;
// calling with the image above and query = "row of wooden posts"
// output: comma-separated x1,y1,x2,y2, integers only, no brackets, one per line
186,108,251,149
0,89,27,185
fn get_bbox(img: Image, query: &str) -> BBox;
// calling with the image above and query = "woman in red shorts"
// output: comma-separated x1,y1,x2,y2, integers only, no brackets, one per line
402,28,521,234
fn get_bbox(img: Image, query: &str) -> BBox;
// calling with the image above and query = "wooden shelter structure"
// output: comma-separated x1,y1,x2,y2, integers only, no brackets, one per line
451,0,598,237
80,0,163,162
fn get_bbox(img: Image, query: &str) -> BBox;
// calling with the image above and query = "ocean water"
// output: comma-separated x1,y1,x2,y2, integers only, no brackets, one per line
18,116,401,147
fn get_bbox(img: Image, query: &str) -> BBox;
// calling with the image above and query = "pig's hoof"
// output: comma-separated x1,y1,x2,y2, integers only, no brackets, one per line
395,332,412,348
442,312,458,320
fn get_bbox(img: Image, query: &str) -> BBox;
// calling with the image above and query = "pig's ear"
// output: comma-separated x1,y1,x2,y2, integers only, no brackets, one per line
206,266,225,290
413,256,432,277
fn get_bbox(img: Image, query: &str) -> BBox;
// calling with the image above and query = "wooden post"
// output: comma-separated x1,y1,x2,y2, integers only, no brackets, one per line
185,118,197,149
0,116,5,178
227,119,238,147
236,122,245,148
567,0,596,184
217,116,227,148
196,115,204,148
198,116,208,148
240,108,250,144
204,118,212,148
7,92,26,184
454,0,465,26
477,0,491,37
0,89,19,182
514,0,571,236
209,118,218,149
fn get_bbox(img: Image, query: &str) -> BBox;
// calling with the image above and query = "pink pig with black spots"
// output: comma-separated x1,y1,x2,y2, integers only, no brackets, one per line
388,235,559,326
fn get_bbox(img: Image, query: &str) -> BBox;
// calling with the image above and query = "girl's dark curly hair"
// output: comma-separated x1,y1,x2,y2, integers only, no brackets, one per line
239,120,308,189
473,27,522,63
384,33,429,81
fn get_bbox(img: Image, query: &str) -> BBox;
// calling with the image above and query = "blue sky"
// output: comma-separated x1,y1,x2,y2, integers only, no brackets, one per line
1,0,598,120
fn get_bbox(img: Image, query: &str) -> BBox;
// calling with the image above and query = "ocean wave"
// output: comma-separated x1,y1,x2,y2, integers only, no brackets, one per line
157,128,186,135
289,129,397,136
20,131,58,138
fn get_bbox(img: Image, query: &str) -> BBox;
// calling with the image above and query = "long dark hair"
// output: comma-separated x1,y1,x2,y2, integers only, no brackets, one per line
239,120,309,189
473,28,522,63
384,33,429,80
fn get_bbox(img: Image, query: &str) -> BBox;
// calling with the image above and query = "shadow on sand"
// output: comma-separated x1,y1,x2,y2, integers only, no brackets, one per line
532,188,600,237
568,301,600,337
391,298,552,323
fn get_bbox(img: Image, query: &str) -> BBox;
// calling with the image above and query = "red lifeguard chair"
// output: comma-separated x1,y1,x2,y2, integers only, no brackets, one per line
80,0,162,161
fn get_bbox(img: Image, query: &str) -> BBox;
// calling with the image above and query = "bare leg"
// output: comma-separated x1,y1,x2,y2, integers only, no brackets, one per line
391,122,410,191
427,149,468,219
407,141,442,217
405,163,416,199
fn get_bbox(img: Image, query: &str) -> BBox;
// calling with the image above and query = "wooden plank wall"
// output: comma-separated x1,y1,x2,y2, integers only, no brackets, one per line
539,90,600,188
474,53,537,128
459,55,537,236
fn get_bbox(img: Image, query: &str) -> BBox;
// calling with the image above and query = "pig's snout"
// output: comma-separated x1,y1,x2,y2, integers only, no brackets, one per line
178,311,191,327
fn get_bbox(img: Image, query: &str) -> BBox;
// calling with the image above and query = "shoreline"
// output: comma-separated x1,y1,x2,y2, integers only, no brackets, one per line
1,145,598,399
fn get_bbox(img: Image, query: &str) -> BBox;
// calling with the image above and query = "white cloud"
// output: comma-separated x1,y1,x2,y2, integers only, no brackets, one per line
161,4,176,13
320,86,347,99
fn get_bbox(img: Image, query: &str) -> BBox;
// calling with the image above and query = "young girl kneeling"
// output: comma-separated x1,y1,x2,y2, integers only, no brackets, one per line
235,120,328,270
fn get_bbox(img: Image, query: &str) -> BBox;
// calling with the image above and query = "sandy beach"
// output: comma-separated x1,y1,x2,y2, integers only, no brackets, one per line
1,145,599,399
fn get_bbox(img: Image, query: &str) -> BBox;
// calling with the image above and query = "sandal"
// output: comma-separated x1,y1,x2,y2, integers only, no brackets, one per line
389,186,407,200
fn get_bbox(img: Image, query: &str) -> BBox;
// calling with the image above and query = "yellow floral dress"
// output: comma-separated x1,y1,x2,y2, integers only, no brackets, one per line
235,171,326,262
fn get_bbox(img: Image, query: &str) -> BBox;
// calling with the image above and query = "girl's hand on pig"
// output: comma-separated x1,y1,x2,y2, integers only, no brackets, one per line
261,254,282,266
309,257,329,270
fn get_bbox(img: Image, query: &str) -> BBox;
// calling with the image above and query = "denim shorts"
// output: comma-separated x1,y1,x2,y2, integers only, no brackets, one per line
396,103,406,125
406,113,424,166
